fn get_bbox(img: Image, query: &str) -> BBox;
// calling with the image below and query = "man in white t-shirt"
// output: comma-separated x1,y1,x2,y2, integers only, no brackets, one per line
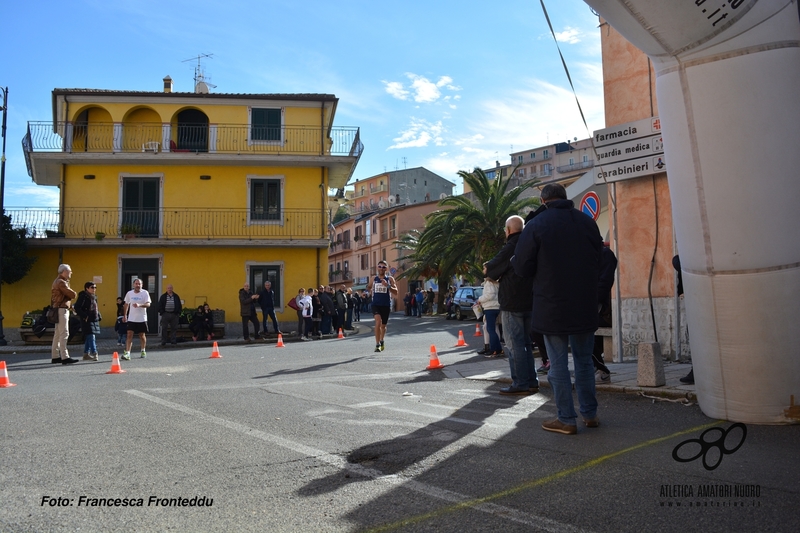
123,278,151,360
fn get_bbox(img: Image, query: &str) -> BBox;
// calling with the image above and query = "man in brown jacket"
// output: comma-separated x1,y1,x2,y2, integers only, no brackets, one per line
51,264,79,364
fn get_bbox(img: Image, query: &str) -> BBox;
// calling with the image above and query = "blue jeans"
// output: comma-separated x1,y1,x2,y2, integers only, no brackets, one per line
483,309,502,352
502,310,537,389
84,332,97,355
345,308,353,329
544,333,598,425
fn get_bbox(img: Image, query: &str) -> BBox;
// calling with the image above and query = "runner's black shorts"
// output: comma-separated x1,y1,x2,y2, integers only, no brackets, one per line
372,305,390,324
127,321,149,334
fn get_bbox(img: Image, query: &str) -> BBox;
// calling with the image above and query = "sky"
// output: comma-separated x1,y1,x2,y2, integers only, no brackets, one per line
1,0,605,207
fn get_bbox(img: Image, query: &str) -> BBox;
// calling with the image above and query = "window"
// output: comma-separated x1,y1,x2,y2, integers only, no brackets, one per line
248,176,283,222
250,108,282,142
583,155,589,163
518,168,525,177
360,254,369,270
543,149,549,158
569,157,575,165
518,155,523,163
530,152,536,159
122,177,160,237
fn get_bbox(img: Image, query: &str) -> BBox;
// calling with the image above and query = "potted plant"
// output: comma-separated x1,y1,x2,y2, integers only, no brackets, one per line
353,235,361,242
119,223,141,239
95,231,106,241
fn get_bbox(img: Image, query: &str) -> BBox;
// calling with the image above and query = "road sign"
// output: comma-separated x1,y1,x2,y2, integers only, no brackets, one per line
593,116,661,148
390,267,397,275
579,191,601,221
594,154,667,184
595,134,664,166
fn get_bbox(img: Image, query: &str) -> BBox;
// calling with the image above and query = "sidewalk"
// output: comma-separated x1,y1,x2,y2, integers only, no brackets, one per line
443,352,697,402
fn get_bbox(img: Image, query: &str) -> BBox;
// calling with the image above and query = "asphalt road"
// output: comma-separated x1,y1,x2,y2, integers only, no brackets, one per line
1,315,797,532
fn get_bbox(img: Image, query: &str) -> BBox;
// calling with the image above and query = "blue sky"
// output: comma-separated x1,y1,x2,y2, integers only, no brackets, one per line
2,0,604,207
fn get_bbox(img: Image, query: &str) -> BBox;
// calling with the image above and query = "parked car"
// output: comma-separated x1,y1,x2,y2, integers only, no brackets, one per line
452,286,483,320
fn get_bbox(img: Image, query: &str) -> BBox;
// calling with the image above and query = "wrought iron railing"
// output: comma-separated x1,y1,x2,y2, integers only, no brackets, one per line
556,160,595,173
23,121,362,157
6,208,325,240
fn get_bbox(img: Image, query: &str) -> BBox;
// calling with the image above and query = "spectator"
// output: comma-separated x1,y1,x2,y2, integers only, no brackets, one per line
75,281,101,361
512,183,603,435
191,304,214,341
239,282,260,342
319,285,335,335
123,278,151,360
50,264,78,364
115,296,126,347
158,284,182,346
478,276,502,357
258,281,281,336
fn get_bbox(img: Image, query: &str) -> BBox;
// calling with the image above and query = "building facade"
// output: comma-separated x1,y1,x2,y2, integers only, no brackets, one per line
12,80,362,336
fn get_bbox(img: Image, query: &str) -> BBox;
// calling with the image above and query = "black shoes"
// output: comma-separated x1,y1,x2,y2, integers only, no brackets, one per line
61,357,79,365
499,386,532,396
51,358,61,364
679,368,694,384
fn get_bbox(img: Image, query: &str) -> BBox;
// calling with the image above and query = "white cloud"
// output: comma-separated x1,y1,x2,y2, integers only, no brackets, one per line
383,81,409,100
382,73,460,104
388,118,444,150
554,27,582,44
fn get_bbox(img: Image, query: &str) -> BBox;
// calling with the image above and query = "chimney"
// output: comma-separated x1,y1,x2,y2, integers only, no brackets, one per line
163,75,173,93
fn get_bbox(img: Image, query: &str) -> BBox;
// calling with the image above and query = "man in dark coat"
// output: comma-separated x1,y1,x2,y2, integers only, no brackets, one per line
319,285,335,334
511,183,603,435
485,215,537,395
258,281,281,336
239,283,260,342
158,284,182,346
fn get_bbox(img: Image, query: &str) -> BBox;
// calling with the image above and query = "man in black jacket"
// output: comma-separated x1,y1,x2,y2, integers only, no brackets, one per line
485,215,537,395
158,284,182,346
258,281,282,336
512,183,603,435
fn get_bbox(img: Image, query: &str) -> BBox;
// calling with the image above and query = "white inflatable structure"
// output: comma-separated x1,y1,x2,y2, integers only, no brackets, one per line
582,0,800,423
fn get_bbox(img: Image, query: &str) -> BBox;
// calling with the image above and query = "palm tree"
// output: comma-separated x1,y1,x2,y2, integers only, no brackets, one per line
396,167,540,309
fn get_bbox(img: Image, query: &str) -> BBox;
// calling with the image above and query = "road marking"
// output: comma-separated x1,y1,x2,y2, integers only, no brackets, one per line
125,389,559,530
366,420,723,533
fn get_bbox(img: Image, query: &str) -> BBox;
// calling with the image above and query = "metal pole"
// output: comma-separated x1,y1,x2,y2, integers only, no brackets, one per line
0,87,9,345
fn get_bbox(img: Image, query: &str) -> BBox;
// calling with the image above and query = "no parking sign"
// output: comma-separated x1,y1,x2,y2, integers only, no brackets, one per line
579,191,601,221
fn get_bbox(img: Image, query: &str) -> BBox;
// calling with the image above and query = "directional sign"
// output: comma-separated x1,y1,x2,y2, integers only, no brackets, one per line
594,154,667,184
580,191,601,221
594,116,661,148
595,134,664,166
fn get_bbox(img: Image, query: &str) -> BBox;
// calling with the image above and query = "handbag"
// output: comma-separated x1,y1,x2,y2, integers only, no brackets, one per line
287,298,299,311
46,306,59,324
472,302,484,320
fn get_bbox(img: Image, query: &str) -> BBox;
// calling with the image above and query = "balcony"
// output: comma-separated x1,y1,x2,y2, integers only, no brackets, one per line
329,240,352,254
556,160,595,174
6,208,326,244
328,270,353,283
369,184,387,193
22,121,363,189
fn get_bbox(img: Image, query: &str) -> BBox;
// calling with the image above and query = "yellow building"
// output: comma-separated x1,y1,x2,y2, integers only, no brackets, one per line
14,79,362,337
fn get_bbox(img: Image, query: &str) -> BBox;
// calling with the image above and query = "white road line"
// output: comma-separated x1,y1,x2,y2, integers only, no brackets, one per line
125,389,589,532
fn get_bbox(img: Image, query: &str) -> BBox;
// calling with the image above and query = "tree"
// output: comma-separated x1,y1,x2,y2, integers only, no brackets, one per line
396,167,540,309
332,205,350,225
2,211,37,284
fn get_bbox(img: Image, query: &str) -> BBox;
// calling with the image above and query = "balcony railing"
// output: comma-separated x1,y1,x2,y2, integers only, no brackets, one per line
329,240,352,253
328,270,353,283
6,208,324,240
23,121,362,157
556,160,595,173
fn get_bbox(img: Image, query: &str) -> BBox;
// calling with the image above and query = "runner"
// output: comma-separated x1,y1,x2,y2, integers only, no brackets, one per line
367,260,398,352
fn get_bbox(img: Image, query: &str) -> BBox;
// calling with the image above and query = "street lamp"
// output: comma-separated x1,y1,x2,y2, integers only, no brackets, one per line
0,86,9,345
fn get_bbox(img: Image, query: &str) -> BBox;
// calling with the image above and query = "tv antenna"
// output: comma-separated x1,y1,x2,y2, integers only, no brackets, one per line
182,53,216,92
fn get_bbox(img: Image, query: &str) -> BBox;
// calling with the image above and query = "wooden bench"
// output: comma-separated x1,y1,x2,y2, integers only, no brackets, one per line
19,312,84,345
170,309,226,341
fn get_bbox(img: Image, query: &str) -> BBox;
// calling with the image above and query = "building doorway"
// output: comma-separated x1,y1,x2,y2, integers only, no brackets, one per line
121,258,160,334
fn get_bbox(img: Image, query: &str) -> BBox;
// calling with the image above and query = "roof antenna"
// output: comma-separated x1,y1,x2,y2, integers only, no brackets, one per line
182,53,216,93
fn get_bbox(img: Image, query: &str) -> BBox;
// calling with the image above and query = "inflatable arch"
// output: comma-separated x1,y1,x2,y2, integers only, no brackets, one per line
582,0,800,423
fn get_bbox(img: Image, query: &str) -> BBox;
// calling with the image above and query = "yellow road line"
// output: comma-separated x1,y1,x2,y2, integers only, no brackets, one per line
364,420,723,533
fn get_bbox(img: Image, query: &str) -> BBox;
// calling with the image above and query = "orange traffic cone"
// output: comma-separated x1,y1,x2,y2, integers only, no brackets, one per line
210,341,222,359
473,323,482,337
106,352,126,374
275,333,285,348
426,345,444,370
337,328,345,339
454,330,467,347
0,361,16,388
